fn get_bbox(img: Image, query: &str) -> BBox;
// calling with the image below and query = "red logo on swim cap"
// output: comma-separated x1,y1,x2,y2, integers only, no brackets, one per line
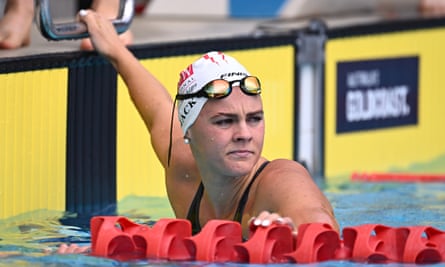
178,64,194,89
202,51,227,65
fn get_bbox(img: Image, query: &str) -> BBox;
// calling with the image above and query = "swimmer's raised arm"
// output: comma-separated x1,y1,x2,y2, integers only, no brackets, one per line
79,10,182,167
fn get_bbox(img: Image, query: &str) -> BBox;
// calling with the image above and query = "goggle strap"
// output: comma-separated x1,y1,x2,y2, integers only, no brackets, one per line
167,98,177,167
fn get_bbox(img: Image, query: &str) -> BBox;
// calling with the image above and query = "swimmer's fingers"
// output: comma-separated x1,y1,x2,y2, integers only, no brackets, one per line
56,243,91,254
276,216,296,231
78,9,113,33
278,216,298,236
77,9,123,58
252,211,295,228
249,211,296,233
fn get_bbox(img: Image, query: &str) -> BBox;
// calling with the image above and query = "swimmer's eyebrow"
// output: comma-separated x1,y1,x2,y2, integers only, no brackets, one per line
213,110,264,117
249,110,264,116
215,109,264,116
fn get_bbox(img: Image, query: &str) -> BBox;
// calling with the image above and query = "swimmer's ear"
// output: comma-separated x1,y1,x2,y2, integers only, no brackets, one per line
184,130,192,143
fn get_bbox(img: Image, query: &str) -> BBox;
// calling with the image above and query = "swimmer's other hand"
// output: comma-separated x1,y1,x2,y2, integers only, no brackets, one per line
248,211,297,237
56,243,91,254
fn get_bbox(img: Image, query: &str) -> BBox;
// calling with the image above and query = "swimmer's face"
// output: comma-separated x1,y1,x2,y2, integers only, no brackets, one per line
187,87,264,176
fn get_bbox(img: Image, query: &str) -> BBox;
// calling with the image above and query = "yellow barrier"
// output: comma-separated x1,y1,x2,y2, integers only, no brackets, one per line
0,69,67,219
325,26,445,180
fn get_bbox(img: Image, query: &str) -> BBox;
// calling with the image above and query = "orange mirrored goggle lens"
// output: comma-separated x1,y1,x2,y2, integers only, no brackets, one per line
175,76,261,100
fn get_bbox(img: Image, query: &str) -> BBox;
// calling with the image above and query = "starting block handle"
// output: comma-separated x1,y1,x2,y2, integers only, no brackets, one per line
35,0,134,40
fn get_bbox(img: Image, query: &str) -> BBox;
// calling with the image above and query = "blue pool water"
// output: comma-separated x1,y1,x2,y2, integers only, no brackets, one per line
1,179,445,267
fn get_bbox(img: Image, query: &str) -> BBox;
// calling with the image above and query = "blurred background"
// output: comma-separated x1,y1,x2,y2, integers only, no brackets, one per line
0,0,427,20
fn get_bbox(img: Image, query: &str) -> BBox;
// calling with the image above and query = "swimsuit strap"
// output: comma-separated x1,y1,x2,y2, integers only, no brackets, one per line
186,161,270,234
186,182,204,234
233,161,270,223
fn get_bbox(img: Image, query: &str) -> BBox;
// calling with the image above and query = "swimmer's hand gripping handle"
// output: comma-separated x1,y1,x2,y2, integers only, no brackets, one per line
35,0,134,40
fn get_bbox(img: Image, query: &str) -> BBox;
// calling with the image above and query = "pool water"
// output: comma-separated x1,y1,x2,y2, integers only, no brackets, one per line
1,180,445,267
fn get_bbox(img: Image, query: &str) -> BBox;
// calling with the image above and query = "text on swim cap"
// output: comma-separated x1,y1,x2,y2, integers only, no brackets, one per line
179,99,197,126
220,72,249,80
178,65,194,90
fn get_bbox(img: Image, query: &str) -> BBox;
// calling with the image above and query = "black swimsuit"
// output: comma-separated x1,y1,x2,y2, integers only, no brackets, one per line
186,161,270,234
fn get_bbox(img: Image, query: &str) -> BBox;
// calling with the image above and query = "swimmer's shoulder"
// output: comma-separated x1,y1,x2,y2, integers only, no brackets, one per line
261,158,310,176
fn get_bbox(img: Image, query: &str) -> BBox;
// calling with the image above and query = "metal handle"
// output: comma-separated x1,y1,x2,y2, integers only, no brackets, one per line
35,0,134,41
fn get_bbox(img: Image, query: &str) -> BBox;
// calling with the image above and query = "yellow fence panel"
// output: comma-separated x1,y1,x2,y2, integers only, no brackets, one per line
325,27,445,179
0,69,67,219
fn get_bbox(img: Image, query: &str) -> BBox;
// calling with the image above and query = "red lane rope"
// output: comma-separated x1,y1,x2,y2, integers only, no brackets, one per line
90,216,445,264
351,172,445,182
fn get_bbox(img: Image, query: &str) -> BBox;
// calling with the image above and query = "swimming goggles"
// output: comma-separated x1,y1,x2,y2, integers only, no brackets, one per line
175,76,261,100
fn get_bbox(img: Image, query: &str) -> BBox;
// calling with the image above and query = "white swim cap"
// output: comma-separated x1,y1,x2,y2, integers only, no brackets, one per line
176,51,250,134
